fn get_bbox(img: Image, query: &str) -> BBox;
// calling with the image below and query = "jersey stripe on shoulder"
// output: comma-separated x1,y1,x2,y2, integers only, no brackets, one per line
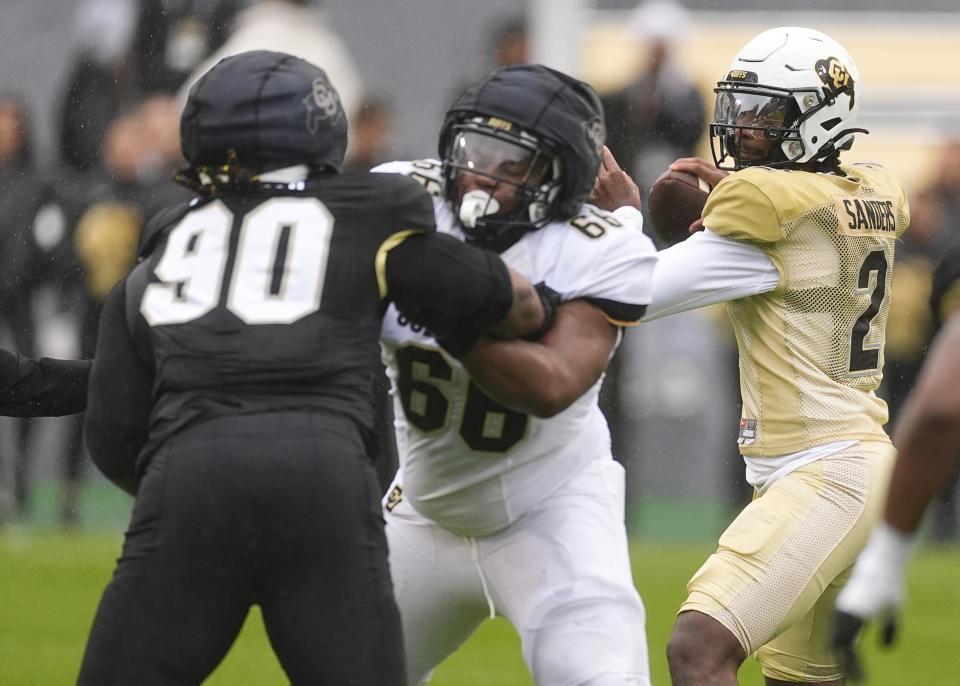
375,229,426,299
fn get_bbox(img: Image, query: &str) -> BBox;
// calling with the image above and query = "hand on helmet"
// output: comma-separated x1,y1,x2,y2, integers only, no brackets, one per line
589,146,641,213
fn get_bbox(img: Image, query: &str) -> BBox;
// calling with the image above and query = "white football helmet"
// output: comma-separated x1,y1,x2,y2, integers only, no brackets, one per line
710,27,866,170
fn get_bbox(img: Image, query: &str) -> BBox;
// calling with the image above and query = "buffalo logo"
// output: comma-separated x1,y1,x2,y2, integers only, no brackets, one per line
485,117,513,131
583,118,606,160
726,69,758,83
815,57,856,110
302,77,343,133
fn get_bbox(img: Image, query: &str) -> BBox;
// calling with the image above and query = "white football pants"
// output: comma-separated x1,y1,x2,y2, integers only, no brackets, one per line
384,458,651,686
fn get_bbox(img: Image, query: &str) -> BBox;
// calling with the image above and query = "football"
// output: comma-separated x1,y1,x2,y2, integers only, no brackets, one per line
647,169,712,245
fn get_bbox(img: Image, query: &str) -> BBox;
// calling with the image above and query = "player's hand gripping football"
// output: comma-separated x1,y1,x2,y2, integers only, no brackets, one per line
666,157,729,233
589,146,642,213
832,522,916,682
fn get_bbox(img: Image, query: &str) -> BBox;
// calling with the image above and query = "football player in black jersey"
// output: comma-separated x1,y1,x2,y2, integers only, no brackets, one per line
68,50,554,686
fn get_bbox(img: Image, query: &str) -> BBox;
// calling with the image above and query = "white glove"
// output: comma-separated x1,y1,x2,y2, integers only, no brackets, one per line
836,521,916,619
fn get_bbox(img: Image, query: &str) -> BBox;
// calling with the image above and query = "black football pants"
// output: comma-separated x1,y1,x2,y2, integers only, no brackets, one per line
77,411,404,686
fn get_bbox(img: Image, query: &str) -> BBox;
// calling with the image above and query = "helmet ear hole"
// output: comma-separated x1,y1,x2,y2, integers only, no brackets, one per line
821,117,842,131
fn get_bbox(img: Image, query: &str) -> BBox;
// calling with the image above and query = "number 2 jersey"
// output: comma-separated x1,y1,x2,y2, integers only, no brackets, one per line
123,172,436,462
375,159,657,537
703,162,910,456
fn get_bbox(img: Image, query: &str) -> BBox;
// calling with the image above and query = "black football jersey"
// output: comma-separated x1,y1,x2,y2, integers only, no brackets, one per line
125,172,435,455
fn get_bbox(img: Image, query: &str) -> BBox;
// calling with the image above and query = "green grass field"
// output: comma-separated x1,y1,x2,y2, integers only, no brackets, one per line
3,524,960,685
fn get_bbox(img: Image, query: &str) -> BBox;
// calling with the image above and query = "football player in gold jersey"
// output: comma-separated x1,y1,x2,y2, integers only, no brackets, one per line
629,27,910,685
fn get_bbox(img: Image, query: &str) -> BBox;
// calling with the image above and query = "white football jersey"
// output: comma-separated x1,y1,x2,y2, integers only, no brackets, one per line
375,159,657,536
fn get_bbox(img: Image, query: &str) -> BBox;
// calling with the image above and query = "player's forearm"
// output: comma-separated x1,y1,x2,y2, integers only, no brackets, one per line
463,300,615,418
886,414,960,533
886,315,960,532
84,419,146,497
486,270,546,339
461,338,574,417
641,230,779,321
0,353,92,417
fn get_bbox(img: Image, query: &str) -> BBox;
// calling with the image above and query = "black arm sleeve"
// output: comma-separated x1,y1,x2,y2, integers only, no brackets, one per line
0,351,91,417
83,281,154,495
385,232,513,331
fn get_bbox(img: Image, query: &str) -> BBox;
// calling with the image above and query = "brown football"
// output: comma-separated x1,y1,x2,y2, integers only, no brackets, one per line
647,169,712,245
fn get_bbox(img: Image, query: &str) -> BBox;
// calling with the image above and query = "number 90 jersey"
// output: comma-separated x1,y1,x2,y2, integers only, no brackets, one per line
703,162,910,455
127,172,435,456
375,159,657,537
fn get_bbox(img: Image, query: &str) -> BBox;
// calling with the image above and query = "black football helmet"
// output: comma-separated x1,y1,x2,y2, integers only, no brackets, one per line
180,50,348,177
439,64,606,252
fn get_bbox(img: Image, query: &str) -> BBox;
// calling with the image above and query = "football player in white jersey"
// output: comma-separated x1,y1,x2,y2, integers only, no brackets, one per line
601,27,910,685
374,64,658,686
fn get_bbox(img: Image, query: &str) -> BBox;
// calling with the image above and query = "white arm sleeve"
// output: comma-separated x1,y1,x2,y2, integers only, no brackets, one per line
610,205,644,232
641,229,780,321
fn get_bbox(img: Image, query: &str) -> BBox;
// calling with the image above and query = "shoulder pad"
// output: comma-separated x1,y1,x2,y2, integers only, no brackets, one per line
703,170,783,243
563,204,628,240
701,165,840,243
537,205,656,324
372,159,444,198
138,201,193,258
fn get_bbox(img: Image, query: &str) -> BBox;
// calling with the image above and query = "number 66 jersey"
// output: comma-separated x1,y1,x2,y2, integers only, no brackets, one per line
377,159,657,537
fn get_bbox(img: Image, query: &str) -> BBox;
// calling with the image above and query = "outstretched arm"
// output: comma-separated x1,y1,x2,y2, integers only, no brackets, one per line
384,231,555,354
486,268,554,341
0,350,91,417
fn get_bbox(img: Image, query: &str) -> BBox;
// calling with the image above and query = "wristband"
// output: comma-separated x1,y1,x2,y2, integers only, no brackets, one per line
523,283,560,341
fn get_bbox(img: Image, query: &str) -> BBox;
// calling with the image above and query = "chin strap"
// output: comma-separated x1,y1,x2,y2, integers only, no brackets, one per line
815,127,870,159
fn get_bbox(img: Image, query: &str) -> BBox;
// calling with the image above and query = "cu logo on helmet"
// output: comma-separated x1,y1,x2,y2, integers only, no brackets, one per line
583,119,606,160
302,78,343,133
814,57,856,109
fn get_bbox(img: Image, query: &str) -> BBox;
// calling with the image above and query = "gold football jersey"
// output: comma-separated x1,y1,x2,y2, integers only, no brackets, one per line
702,162,910,455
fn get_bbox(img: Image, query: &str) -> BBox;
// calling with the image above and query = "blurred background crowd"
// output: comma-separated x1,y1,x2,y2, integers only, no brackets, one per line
0,0,958,542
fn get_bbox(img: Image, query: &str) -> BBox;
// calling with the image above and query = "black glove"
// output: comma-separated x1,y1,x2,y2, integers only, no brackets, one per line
832,609,898,684
832,610,866,683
